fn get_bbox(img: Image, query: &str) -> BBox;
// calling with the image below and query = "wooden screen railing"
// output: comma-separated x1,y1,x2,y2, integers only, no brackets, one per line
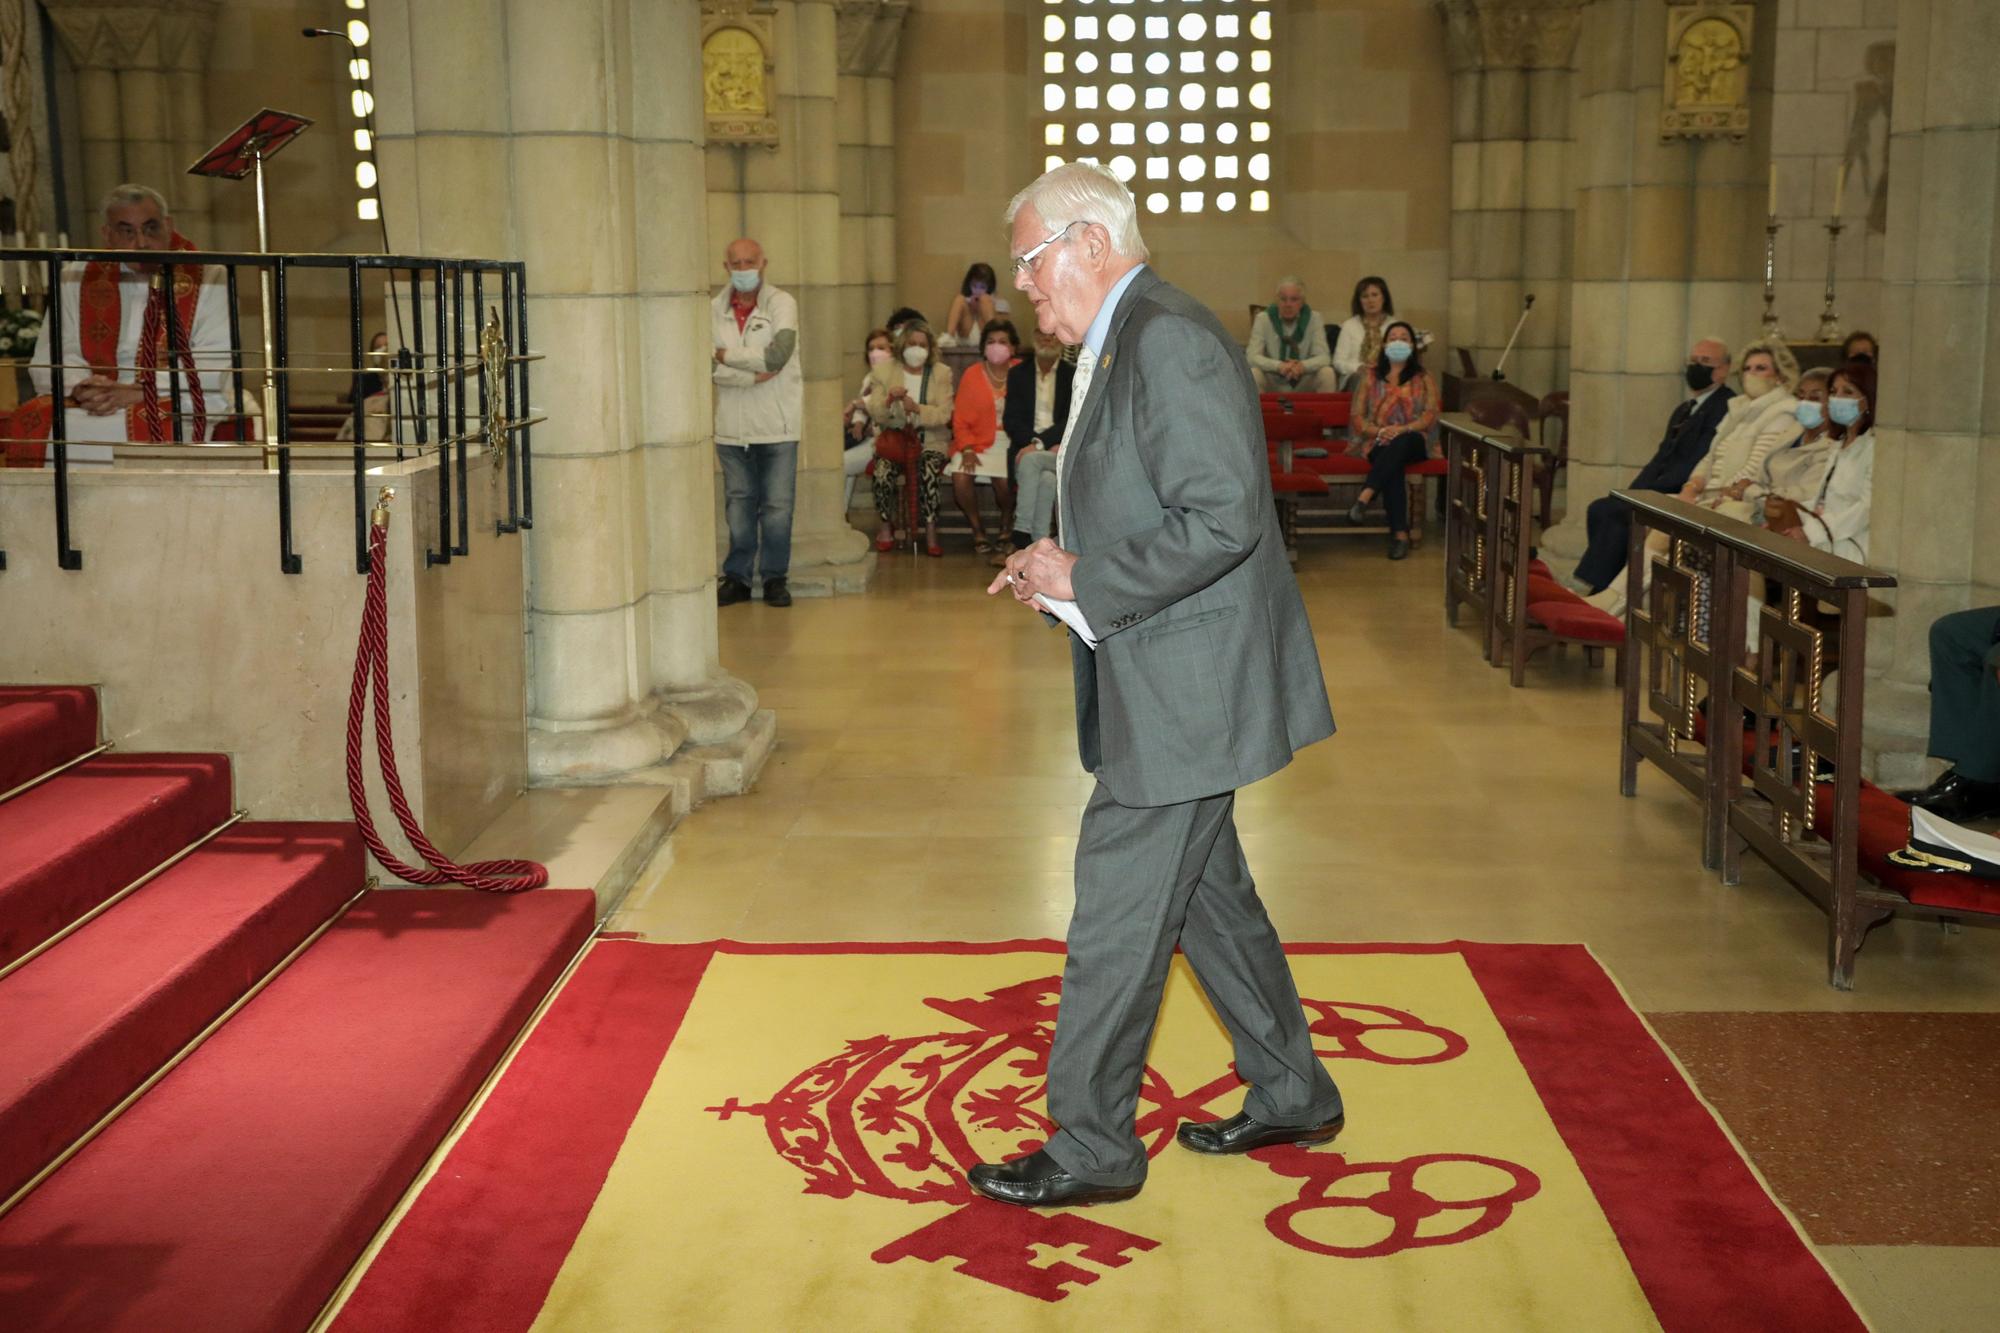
1614,490,1897,988
1441,415,1548,679
1441,415,1492,650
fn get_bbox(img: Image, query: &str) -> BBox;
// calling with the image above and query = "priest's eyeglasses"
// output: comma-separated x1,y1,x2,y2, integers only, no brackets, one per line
1011,221,1082,281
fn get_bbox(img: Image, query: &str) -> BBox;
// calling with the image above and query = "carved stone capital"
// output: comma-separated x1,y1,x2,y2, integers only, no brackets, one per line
43,0,217,72
835,0,910,78
1436,0,1584,72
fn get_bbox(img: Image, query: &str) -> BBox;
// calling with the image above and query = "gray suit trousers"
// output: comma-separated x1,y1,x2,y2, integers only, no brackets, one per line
1043,781,1342,1187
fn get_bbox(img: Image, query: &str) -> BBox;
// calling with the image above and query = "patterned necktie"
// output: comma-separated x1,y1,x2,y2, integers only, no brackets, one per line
1056,345,1097,532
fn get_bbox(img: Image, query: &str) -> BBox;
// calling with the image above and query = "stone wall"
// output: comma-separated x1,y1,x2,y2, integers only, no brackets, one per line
1767,0,1897,341
892,0,1453,349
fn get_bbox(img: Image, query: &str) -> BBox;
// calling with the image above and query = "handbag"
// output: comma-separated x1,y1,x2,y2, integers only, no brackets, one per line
874,426,920,466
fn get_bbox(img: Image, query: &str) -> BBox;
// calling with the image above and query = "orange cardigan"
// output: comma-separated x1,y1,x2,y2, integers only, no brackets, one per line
950,360,1013,458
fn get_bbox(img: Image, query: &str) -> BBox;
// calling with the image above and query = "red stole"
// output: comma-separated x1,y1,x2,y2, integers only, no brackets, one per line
1,233,208,466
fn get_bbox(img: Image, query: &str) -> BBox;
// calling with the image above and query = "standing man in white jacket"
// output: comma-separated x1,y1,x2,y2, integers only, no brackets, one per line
713,237,804,607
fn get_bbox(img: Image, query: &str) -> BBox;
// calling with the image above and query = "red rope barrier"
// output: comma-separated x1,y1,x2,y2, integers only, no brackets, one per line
346,493,548,892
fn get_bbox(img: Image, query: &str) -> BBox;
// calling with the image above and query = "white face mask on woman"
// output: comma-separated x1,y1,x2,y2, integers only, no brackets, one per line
902,345,929,369
1741,371,1776,400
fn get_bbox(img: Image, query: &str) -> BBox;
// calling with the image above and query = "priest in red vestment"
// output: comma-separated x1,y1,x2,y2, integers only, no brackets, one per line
3,183,231,468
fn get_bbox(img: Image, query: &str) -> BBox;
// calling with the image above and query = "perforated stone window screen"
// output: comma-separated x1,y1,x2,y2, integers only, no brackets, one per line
1038,0,1274,218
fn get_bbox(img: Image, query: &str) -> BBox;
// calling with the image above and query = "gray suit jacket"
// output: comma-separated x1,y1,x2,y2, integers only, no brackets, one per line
1061,267,1335,807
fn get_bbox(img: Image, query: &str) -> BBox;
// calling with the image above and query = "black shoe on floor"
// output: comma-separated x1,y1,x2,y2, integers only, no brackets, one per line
1176,1110,1345,1156
717,577,752,607
1387,537,1410,561
763,578,792,608
1895,767,1962,805
1911,771,2000,823
966,1149,1141,1208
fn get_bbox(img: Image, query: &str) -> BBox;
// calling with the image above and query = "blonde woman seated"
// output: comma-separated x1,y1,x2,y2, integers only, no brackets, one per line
865,319,954,556
1588,338,1801,616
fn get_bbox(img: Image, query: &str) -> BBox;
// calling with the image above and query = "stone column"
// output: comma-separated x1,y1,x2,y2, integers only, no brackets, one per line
1540,0,1772,569
834,0,906,361
1440,0,1584,402
45,0,217,238
1861,0,2000,785
371,0,767,787
703,0,872,596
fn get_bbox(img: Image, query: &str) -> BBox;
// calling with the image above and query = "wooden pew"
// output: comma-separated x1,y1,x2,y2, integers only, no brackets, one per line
1607,491,2000,989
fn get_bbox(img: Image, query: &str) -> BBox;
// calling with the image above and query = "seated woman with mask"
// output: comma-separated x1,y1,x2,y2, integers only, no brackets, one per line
1343,320,1439,561
865,319,954,555
1757,367,1835,519
1764,362,1875,562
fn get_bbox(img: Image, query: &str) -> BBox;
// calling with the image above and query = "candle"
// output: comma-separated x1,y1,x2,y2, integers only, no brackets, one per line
1831,161,1847,221
1767,164,1777,219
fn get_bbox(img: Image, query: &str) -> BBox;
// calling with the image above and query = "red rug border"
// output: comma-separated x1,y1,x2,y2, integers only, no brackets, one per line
334,938,1860,1332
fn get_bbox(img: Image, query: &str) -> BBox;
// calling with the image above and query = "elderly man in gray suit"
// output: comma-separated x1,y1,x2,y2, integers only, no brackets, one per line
975,163,1344,1208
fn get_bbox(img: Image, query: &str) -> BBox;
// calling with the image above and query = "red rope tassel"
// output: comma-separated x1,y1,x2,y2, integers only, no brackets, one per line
346,497,548,892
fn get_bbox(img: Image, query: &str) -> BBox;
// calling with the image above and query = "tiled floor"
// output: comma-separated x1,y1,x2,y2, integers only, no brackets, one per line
611,538,2000,1330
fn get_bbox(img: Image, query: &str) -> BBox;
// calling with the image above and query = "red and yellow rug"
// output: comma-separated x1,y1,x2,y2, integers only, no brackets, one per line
326,942,1861,1331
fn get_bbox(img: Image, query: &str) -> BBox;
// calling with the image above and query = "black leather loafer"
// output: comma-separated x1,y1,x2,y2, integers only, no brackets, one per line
1913,771,2000,823
966,1149,1141,1208
763,578,792,608
1176,1110,1345,1156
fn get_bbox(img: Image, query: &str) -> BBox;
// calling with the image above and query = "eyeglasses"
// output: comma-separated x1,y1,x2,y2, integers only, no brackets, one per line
1011,221,1081,280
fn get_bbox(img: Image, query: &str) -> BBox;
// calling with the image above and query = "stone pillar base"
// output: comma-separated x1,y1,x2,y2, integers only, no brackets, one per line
531,670,769,783
781,525,875,597
600,708,778,800
1862,676,1938,789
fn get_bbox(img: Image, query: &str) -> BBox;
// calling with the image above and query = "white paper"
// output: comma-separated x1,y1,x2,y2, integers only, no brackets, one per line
1034,593,1099,650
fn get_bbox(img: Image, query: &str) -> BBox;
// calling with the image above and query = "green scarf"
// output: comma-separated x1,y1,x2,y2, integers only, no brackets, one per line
1267,303,1314,360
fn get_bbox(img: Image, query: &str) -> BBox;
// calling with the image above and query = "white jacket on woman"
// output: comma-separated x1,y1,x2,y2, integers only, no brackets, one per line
1686,387,1802,502
712,282,803,446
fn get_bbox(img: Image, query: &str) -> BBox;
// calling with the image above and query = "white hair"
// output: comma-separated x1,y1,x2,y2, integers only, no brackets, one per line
1004,161,1149,262
1275,275,1305,296
101,183,170,220
1693,334,1732,362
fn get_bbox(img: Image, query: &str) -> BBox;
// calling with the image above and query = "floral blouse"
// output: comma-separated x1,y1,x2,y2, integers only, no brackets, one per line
1350,368,1441,458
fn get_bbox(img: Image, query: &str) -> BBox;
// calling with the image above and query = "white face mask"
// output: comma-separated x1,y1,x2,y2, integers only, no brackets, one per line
901,345,929,369
1741,371,1775,400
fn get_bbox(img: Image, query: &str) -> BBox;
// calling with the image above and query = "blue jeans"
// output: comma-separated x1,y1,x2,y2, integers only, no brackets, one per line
717,441,796,586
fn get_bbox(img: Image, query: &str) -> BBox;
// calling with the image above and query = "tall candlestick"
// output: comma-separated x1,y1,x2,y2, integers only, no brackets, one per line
1762,218,1784,337
1817,216,1846,342
1767,163,1778,218
1831,160,1848,222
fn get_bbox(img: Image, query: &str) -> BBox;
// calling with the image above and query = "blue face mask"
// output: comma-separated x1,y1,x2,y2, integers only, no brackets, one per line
1794,400,1825,430
1385,341,1413,363
729,269,761,294
1827,396,1862,427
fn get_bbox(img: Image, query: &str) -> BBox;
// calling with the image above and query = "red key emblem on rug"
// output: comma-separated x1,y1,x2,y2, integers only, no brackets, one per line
1251,1144,1542,1258
872,1199,1160,1301
713,975,1518,1301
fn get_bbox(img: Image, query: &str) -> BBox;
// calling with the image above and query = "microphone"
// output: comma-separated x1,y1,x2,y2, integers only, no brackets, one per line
1491,293,1536,382
302,27,350,42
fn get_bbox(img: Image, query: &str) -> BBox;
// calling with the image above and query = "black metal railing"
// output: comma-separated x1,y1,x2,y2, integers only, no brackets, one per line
0,247,540,575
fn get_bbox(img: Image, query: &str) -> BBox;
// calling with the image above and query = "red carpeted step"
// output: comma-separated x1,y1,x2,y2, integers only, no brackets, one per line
0,823,364,1204
0,687,99,795
0,753,233,969
0,887,594,1333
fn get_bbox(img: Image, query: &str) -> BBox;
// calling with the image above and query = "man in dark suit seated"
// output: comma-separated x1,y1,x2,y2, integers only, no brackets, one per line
1572,338,1734,593
1001,326,1076,552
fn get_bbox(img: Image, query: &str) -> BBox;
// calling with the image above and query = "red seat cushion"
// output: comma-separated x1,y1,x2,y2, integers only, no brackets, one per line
1526,576,1584,606
1814,781,2000,916
1527,600,1625,644
1269,472,1329,494
1407,458,1448,476
1529,558,1552,578
1298,454,1370,476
